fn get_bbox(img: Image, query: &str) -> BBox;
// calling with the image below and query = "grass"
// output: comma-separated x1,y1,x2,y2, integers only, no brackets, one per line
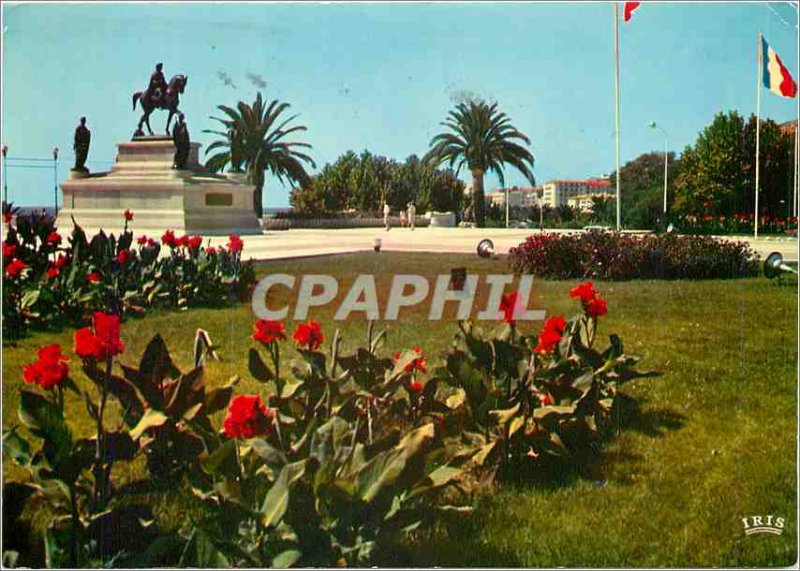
2,252,797,567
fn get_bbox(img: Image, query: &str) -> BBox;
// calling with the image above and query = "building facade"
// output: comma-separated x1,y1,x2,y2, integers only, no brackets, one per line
540,179,611,207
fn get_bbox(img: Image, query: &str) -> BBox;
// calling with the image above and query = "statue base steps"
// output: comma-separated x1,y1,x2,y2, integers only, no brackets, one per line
57,137,262,237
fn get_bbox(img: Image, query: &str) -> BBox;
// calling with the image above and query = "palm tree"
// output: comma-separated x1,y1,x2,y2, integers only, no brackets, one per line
204,92,316,216
424,99,535,227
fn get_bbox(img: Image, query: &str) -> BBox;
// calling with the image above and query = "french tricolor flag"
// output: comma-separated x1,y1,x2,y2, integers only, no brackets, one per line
762,37,797,99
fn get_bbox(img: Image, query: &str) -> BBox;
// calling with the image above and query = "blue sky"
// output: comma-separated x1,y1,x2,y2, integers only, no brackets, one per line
2,1,798,208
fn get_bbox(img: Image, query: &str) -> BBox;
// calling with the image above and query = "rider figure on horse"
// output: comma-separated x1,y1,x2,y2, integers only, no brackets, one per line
149,63,168,105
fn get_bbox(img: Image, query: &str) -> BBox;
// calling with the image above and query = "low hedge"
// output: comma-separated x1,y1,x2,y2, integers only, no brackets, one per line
508,230,759,280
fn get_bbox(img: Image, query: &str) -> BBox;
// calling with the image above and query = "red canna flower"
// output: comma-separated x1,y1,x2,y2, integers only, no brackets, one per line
137,235,149,245
227,234,244,254
534,315,566,354
86,271,101,283
223,394,274,439
293,320,325,351
116,249,130,265
5,258,27,278
46,265,59,279
175,235,189,248
204,246,216,255
569,281,596,303
187,235,203,251
499,291,523,324
161,229,176,247
538,392,554,406
3,212,12,224
74,312,125,360
394,347,427,373
54,254,69,269
2,241,16,258
585,297,608,317
123,209,134,221
46,231,61,246
252,319,286,345
409,380,424,392
23,345,69,390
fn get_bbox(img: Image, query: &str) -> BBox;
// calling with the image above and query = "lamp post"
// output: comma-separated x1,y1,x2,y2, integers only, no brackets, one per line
53,147,59,215
1,144,7,205
648,121,669,220
505,187,510,228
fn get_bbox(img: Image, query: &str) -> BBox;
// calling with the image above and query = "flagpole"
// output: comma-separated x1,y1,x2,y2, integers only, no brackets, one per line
754,31,762,239
614,2,621,231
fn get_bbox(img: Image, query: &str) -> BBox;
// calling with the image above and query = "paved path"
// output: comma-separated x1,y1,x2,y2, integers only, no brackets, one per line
199,227,799,262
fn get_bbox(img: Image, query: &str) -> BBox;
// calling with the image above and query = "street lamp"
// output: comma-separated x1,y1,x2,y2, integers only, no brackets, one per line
648,121,669,220
1,144,8,205
53,147,59,215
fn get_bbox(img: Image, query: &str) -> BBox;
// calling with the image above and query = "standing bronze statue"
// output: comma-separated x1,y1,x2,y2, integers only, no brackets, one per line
72,116,91,172
172,113,190,170
132,63,188,137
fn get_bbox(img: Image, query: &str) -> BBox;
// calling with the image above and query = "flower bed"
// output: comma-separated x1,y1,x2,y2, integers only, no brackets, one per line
3,281,653,567
2,206,255,339
508,230,758,280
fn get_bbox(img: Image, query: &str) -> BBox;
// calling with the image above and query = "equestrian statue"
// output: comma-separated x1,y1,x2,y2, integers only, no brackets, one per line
132,63,188,137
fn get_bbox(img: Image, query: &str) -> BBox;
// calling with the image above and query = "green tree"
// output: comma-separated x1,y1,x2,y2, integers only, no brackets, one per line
423,99,535,227
608,151,682,229
204,92,316,216
290,151,464,216
674,111,793,219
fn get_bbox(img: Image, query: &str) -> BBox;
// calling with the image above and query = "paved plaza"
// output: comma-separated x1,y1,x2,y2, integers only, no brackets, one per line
197,226,800,262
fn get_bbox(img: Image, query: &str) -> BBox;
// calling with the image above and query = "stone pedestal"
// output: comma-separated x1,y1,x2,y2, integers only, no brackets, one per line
57,136,262,236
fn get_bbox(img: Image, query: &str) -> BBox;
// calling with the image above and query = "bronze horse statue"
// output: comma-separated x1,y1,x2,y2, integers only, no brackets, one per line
132,74,188,136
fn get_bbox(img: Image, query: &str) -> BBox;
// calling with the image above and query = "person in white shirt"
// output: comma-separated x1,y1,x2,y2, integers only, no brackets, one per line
383,201,390,230
407,202,416,231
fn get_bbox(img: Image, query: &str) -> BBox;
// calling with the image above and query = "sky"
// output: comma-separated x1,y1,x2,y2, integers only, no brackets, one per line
1,1,798,208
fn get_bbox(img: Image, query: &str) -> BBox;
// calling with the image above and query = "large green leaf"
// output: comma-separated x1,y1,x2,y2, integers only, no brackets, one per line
248,348,274,382
357,423,434,503
261,461,306,528
179,528,230,568
129,409,169,440
18,389,72,468
205,376,240,416
200,439,237,477
272,549,302,568
2,428,32,466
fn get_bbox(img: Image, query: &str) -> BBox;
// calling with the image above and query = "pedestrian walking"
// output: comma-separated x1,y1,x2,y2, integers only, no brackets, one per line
383,201,391,230
400,209,408,228
408,202,416,230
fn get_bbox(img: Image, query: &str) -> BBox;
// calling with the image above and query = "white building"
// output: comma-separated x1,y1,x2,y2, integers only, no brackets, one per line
541,179,611,208
568,192,616,213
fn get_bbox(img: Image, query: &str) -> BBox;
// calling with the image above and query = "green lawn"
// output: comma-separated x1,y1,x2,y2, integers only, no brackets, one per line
3,252,797,567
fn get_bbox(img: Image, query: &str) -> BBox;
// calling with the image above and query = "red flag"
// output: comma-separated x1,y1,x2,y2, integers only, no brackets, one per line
623,1,641,22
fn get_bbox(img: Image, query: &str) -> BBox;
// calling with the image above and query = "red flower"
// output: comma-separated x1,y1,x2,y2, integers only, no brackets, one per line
46,265,59,279
5,258,27,278
175,235,189,248
227,234,244,254
534,315,566,354
499,291,521,324
293,320,325,351
569,281,596,303
116,249,130,265
74,312,125,360
161,229,176,247
23,345,69,390
137,235,149,245
585,297,607,317
54,254,69,269
204,246,216,255
2,241,16,258
123,209,134,221
3,212,12,224
86,272,101,283
187,235,203,251
394,347,427,373
538,393,554,406
223,394,274,439
409,380,423,392
46,231,61,246
252,319,286,345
